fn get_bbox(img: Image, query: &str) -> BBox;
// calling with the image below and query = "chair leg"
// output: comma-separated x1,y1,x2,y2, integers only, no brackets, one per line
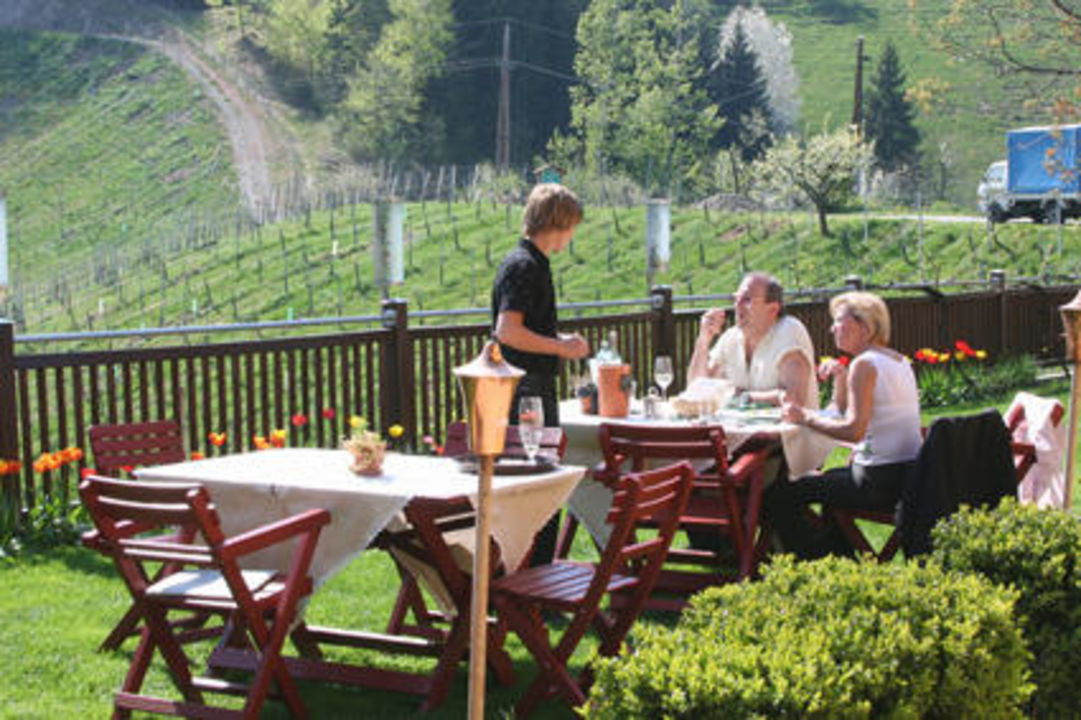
143,605,203,705
555,513,579,559
499,600,587,717
244,615,307,720
100,602,143,652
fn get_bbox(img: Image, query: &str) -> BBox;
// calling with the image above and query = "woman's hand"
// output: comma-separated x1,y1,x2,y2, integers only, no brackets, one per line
817,357,849,383
781,399,807,425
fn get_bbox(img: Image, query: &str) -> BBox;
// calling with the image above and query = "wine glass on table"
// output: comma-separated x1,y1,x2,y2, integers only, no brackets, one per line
654,355,674,402
518,396,545,464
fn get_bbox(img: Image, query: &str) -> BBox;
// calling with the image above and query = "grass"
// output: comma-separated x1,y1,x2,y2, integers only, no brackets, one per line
0,521,610,719
2,379,1076,717
10,196,1081,341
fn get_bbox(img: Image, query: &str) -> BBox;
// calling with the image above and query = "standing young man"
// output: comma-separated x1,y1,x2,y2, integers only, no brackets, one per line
491,183,590,563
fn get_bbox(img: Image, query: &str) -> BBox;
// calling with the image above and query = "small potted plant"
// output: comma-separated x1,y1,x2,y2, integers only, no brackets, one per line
342,416,386,476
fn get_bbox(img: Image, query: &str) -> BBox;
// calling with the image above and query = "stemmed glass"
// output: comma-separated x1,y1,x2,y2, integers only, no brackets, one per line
518,396,545,464
653,355,674,401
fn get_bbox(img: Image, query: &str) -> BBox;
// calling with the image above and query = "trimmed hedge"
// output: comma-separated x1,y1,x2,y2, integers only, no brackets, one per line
585,555,1031,719
932,498,1081,719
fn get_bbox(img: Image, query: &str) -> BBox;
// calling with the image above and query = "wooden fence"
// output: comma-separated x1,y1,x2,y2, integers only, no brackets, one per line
1,281,1076,524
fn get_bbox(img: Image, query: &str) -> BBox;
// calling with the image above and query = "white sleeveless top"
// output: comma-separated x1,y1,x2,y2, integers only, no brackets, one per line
708,315,819,409
853,346,922,467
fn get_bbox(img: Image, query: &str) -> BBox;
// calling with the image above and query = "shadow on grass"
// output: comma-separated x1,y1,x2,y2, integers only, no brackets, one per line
1,541,118,579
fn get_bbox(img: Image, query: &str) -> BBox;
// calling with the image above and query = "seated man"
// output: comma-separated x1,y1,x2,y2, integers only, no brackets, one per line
688,271,818,410
686,273,819,547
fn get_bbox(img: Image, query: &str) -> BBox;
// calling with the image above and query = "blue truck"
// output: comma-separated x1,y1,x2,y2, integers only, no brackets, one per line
977,123,1081,223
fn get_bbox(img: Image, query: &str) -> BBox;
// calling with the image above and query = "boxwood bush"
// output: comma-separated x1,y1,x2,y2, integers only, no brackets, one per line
585,555,1031,719
932,498,1081,719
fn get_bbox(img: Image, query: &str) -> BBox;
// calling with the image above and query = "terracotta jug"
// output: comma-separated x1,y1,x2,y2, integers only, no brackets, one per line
597,363,631,418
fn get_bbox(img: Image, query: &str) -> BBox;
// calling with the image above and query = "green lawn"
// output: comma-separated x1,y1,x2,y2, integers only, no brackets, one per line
1,378,1076,718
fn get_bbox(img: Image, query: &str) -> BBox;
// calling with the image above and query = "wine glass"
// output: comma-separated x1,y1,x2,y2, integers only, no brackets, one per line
653,355,674,401
518,396,545,464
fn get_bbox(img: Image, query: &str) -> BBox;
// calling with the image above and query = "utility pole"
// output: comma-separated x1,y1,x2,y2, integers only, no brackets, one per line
495,21,512,168
852,35,866,136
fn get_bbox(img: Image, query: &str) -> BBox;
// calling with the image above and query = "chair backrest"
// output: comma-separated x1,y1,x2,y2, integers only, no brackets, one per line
79,475,224,593
89,420,186,475
591,462,694,630
599,422,727,476
443,420,567,462
900,409,1017,556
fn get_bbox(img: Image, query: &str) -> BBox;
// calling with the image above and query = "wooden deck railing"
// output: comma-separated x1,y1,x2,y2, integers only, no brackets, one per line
1,280,1076,524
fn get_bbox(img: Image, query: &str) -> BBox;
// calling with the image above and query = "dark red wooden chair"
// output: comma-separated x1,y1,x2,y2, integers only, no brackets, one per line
491,461,694,716
592,422,768,611
383,421,566,642
84,419,189,651
79,475,329,720
829,402,1060,561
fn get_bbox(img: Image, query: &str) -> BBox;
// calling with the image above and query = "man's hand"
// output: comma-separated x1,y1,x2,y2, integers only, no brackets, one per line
558,332,590,359
698,307,727,341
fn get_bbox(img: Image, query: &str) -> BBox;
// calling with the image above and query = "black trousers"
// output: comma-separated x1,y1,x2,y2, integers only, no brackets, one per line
509,373,561,566
764,460,913,560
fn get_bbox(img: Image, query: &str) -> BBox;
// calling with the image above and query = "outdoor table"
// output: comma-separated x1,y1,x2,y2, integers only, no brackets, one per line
560,399,835,545
136,448,585,704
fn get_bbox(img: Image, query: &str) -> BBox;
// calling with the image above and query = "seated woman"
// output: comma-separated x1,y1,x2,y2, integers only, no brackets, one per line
765,291,922,559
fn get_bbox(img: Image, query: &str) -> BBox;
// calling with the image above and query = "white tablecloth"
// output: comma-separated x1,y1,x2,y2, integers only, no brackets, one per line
137,449,585,588
559,399,834,545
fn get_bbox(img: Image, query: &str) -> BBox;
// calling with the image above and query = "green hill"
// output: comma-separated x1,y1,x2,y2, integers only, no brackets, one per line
0,28,240,289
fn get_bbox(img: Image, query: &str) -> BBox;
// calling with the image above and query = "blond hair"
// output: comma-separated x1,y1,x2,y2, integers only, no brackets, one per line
521,183,583,237
830,291,891,345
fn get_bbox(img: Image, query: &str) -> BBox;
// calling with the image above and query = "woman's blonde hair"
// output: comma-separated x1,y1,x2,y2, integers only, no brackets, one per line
521,183,583,237
830,291,891,345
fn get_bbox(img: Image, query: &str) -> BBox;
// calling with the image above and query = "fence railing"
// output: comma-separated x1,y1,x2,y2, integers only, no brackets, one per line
1,279,1077,524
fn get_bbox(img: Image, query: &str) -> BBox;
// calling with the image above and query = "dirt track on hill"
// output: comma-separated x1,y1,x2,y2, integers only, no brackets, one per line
0,0,283,217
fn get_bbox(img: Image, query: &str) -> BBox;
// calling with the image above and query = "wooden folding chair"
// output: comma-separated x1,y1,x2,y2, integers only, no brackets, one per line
383,421,567,642
84,420,190,651
492,461,694,716
80,475,329,720
829,405,1056,561
593,422,768,611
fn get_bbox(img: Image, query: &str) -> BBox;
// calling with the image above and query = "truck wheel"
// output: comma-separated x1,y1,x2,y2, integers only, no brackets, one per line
988,206,1007,224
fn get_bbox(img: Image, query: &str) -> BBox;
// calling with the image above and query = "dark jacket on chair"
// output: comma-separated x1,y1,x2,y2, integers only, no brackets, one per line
899,409,1016,556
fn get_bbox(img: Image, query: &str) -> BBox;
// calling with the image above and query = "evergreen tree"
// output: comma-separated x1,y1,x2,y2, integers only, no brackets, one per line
865,41,920,171
320,0,391,107
708,20,772,162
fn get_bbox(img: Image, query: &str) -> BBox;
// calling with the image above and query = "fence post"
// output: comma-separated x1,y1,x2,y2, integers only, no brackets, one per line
380,298,415,447
844,274,863,291
0,320,19,526
650,284,674,361
990,269,1007,357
